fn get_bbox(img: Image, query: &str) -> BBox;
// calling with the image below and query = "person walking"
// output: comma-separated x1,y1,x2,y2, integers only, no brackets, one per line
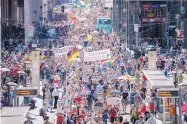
121,89,128,113
52,87,59,109
44,88,52,111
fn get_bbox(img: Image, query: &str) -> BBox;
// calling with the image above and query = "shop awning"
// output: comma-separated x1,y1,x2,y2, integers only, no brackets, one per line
142,70,175,89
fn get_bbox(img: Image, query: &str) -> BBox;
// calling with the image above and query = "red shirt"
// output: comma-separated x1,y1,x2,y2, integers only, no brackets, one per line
140,105,146,113
110,108,117,117
149,102,154,111
139,57,143,63
143,75,147,80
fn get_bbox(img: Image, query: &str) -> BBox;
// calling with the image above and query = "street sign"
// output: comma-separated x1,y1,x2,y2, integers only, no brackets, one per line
16,87,38,96
134,24,139,32
157,88,179,98
28,26,34,36
179,30,184,37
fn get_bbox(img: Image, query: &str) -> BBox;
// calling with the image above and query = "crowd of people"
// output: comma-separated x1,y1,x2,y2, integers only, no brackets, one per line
1,21,25,50
1,0,187,124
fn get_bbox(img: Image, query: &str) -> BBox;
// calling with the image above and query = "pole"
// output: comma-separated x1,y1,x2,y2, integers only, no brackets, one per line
65,69,68,124
174,72,178,124
127,0,129,49
163,98,166,123
183,2,187,49
8,85,10,106
178,87,182,124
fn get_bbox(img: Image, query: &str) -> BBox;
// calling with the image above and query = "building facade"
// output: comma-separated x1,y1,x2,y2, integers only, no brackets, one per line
113,0,187,50
1,0,50,44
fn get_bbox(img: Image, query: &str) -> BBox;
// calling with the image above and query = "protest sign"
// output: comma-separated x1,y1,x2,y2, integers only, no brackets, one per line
106,96,118,105
84,49,111,62
52,46,71,57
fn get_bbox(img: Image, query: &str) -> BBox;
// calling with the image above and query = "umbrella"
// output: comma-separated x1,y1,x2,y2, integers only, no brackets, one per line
110,90,120,96
94,102,104,112
117,76,127,80
7,82,18,86
147,45,154,48
182,103,187,112
17,71,26,74
0,68,10,72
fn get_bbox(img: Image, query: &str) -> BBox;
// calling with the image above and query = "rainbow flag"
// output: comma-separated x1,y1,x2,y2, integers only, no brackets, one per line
101,58,115,66
67,48,79,62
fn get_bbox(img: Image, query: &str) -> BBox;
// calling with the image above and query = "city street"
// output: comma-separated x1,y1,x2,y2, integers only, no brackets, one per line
1,0,187,124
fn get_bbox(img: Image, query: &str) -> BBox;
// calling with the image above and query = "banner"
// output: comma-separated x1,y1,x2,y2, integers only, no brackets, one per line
52,46,71,57
148,51,156,70
31,51,40,93
84,49,111,62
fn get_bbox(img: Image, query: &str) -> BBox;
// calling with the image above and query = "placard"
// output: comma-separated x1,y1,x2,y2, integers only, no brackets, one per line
84,49,111,62
106,96,118,105
52,46,71,56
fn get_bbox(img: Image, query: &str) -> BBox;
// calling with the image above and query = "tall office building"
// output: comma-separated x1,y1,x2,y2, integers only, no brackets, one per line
113,0,187,50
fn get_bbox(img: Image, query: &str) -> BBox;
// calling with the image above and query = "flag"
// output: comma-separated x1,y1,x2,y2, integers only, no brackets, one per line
67,48,79,62
101,58,115,67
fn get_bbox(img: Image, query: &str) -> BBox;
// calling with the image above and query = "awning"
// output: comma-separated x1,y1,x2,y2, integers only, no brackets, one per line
142,70,175,89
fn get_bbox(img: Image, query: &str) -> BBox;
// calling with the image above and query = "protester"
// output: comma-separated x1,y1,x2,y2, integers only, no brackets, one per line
52,87,59,109
121,89,128,113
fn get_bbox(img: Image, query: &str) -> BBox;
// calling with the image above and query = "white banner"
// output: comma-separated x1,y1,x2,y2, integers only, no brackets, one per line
84,49,111,62
148,51,156,70
52,46,70,56
104,0,113,8
106,96,118,105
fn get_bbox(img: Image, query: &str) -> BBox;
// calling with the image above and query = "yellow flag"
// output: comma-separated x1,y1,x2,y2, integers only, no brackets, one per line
87,34,92,41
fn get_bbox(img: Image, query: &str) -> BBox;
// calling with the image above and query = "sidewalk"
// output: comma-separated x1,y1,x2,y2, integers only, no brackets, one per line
28,97,57,124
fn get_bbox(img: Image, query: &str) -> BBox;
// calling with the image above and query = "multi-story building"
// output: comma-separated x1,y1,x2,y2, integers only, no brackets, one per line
1,0,51,44
113,0,187,50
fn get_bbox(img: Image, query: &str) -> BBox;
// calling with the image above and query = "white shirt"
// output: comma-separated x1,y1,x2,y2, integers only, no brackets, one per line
52,89,59,97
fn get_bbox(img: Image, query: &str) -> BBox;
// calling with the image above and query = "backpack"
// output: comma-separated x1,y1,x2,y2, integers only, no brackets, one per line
39,108,43,116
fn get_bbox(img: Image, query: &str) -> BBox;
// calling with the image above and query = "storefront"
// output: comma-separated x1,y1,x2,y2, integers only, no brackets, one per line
140,2,167,47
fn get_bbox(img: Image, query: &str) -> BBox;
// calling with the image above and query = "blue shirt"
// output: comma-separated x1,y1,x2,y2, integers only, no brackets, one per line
96,84,103,92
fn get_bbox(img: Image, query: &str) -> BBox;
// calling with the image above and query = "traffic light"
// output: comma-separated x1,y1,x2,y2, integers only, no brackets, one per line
61,5,64,13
